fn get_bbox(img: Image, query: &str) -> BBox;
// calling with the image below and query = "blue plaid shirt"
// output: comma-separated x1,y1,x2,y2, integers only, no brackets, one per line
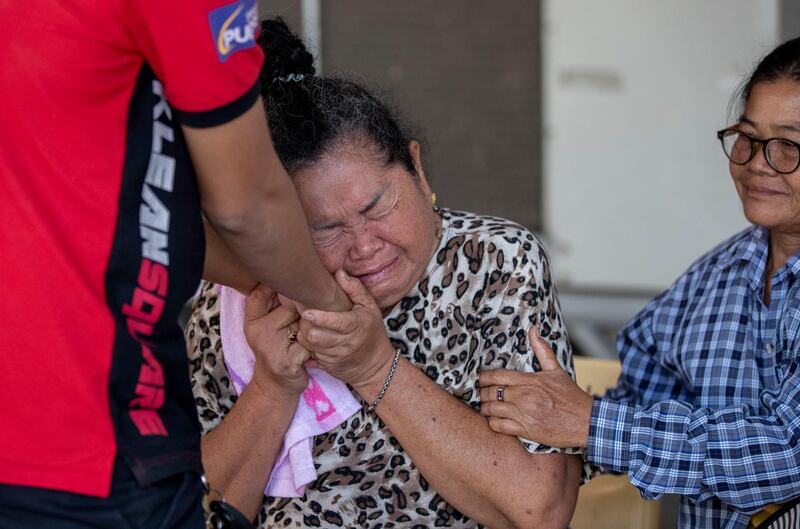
587,226,800,529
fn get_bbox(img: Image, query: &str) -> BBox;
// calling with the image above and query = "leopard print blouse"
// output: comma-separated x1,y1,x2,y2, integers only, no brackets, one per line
186,208,583,528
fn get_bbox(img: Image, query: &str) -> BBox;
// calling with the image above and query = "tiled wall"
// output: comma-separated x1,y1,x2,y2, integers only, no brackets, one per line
259,0,543,231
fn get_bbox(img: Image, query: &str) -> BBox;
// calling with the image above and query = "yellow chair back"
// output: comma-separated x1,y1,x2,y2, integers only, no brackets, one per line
570,356,661,529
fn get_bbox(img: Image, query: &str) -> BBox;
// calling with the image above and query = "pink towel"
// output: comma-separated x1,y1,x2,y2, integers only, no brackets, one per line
217,285,361,498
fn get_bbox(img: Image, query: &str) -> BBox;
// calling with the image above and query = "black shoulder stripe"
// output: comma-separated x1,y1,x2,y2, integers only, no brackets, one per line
174,79,261,128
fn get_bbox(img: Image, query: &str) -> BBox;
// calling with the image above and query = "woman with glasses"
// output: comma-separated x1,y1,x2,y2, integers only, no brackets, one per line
479,37,800,529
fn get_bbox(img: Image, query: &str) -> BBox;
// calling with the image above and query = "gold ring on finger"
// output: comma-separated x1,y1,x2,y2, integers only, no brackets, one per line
287,327,298,343
496,385,505,402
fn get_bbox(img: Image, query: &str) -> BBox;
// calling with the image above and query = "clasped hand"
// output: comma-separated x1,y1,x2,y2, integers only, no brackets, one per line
296,270,395,388
243,270,395,400
243,285,311,401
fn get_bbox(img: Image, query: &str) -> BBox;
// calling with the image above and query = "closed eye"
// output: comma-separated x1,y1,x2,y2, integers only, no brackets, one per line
311,226,343,246
367,191,400,220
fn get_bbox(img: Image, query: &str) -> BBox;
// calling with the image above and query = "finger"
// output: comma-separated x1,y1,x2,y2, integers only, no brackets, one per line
479,385,516,404
302,358,319,369
250,283,275,299
287,342,311,365
528,327,561,372
335,269,378,310
296,318,313,349
487,417,528,438
296,322,347,351
266,305,300,329
244,287,277,323
300,308,359,334
277,294,300,315
479,400,519,420
479,368,533,388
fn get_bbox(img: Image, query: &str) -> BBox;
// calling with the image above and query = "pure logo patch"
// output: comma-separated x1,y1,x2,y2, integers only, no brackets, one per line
208,0,258,63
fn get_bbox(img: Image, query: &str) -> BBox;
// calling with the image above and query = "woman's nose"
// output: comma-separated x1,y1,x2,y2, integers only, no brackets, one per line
348,226,383,260
748,143,777,175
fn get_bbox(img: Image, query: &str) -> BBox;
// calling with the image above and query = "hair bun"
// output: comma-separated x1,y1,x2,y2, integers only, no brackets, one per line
258,18,316,84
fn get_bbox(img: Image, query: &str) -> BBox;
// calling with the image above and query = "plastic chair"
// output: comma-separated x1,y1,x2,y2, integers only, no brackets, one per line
569,357,661,529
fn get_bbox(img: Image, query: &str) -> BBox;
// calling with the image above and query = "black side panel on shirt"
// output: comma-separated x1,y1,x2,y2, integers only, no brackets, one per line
104,63,205,486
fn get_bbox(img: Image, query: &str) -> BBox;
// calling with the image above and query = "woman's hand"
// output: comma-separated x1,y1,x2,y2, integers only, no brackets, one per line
296,270,395,387
201,284,312,521
244,285,311,400
479,327,594,449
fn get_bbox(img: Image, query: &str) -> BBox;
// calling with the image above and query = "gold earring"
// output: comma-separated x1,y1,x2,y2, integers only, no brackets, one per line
431,192,437,206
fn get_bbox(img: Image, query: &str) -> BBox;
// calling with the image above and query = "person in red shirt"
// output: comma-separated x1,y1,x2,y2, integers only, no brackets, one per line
0,1,347,527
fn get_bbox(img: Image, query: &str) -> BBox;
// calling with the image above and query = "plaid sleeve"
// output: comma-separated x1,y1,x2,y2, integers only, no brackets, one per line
588,364,800,512
589,259,800,510
605,277,695,406
587,398,635,471
585,285,693,480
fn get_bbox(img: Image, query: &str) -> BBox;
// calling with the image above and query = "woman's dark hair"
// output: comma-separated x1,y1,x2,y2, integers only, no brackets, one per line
257,18,417,177
732,36,800,120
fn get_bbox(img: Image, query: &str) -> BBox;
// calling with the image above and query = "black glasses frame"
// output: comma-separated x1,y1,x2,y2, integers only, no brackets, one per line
717,128,800,174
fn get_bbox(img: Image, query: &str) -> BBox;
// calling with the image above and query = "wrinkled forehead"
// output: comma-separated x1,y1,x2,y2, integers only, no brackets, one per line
292,148,401,221
742,79,800,134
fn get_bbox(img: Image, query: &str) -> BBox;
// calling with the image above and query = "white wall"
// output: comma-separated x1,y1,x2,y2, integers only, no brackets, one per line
543,0,780,291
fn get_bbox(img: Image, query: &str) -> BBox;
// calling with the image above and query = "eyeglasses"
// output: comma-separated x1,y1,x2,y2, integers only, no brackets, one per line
717,128,800,174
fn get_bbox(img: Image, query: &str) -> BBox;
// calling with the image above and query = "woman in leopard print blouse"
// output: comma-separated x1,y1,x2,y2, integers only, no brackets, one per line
187,19,583,529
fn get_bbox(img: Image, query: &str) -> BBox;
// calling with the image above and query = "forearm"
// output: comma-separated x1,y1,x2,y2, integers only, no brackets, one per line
185,99,348,311
202,219,257,294
201,383,297,520
589,398,800,511
354,355,580,529
204,184,344,310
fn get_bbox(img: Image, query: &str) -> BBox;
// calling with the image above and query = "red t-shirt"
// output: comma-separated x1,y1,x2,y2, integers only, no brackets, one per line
0,0,263,497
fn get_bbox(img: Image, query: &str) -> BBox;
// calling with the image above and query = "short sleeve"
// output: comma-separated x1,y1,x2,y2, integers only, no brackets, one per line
479,233,574,444
477,231,595,481
125,0,264,127
500,236,574,379
185,281,238,434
